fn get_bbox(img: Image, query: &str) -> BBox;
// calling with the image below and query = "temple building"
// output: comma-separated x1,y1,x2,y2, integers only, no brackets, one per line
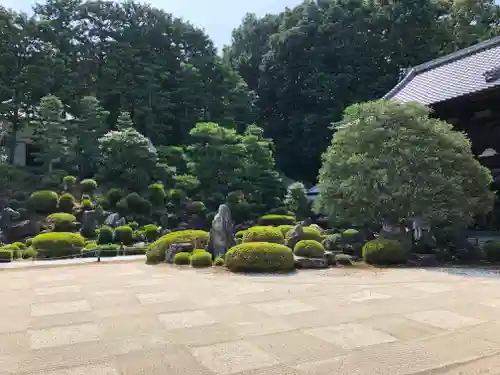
384,36,500,187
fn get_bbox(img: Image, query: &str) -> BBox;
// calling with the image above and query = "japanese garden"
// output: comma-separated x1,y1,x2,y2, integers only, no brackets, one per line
1,0,500,272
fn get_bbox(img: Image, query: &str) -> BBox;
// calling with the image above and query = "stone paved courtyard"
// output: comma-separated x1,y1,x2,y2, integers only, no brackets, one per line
3,262,500,374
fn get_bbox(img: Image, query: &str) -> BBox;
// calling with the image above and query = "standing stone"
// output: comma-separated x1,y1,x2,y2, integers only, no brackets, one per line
207,204,235,258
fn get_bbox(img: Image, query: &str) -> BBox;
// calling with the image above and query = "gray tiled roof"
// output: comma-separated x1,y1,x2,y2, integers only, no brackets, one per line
384,37,500,105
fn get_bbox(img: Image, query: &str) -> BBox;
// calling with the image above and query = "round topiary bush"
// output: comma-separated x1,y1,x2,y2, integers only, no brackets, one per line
47,213,77,232
115,225,134,245
235,230,246,239
31,232,85,259
362,239,408,265
143,224,159,242
342,229,361,244
285,226,323,248
214,256,225,266
147,230,209,263
105,188,124,209
225,242,294,272
58,193,75,213
187,201,206,214
22,247,36,259
173,252,191,265
97,226,114,244
294,240,325,258
128,221,139,230
63,175,77,190
483,241,500,262
28,191,58,214
12,241,26,250
190,250,213,268
149,183,166,206
258,214,296,226
80,179,98,194
243,226,284,244
25,237,33,247
278,225,294,237
119,193,152,215
81,199,94,211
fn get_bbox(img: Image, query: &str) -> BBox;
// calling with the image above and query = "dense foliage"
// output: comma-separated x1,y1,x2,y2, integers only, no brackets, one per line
315,101,494,227
225,242,294,272
225,0,500,182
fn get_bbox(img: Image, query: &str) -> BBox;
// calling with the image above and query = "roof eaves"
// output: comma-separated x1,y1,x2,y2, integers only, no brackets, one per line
382,36,500,101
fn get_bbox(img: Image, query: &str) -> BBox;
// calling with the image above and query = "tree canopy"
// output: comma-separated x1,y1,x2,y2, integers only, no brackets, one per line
315,100,495,227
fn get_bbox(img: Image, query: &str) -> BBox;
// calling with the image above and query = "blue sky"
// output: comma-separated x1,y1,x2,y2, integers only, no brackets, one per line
4,0,304,50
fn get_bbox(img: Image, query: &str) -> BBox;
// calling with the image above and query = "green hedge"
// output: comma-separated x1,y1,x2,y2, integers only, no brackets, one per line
191,250,213,268
80,179,98,194
278,225,294,237
285,226,322,248
28,190,58,214
143,224,159,242
115,225,134,245
483,241,500,262
58,193,75,213
225,242,294,272
214,257,225,266
294,240,325,258
173,252,191,265
147,230,209,263
258,214,296,226
0,248,13,262
243,226,284,244
97,226,114,244
31,232,85,259
47,212,77,232
362,239,408,265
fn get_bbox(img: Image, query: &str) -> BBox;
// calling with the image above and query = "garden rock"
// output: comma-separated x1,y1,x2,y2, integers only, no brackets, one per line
164,242,193,264
294,255,328,269
81,209,99,236
104,213,122,228
335,254,355,266
325,251,337,265
207,204,235,258
5,220,40,243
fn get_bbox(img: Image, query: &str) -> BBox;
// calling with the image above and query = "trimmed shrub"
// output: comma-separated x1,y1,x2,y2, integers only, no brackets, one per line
258,214,296,226
285,226,322,248
25,238,33,247
322,234,342,251
167,188,186,204
119,193,151,215
63,175,77,190
58,193,75,213
214,256,225,266
22,247,36,259
190,250,213,268
0,248,13,262
106,188,124,209
115,225,134,245
128,221,139,230
81,199,94,211
294,240,325,258
149,183,166,206
47,213,77,232
147,230,209,263
278,225,294,237
225,242,294,272
31,232,85,258
80,179,98,194
187,201,206,214
12,241,26,250
235,230,246,239
173,252,191,265
97,226,114,244
28,191,58,214
342,229,361,244
483,241,500,262
133,229,145,242
362,239,408,265
143,224,159,242
243,226,284,244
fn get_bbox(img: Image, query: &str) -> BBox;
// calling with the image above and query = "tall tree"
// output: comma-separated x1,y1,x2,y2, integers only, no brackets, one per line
31,95,68,172
69,96,109,178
